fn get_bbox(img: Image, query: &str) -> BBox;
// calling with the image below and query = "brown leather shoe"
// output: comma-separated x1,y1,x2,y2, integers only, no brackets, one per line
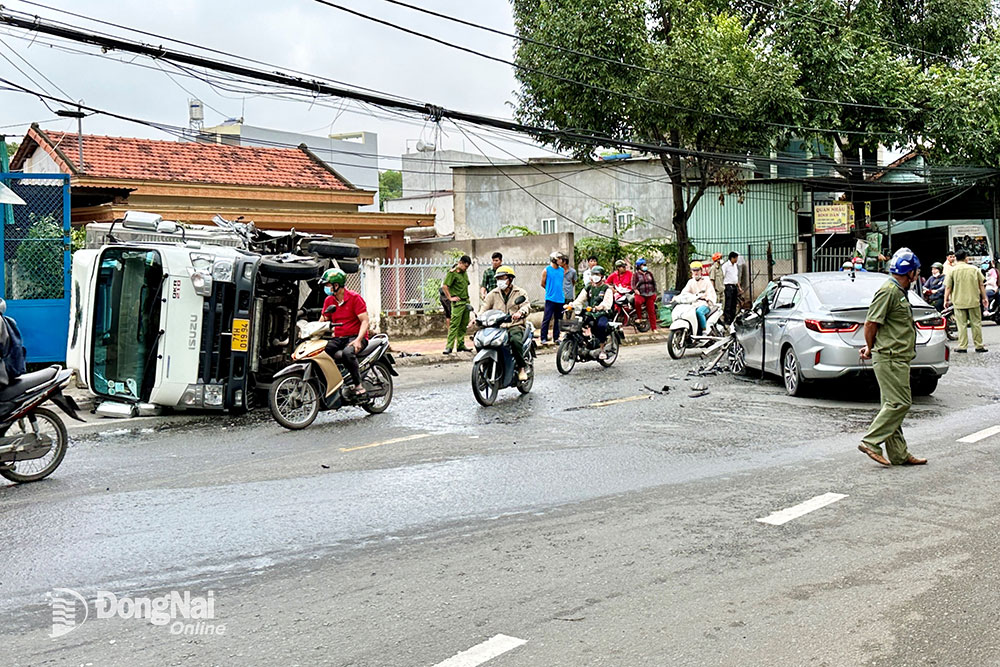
901,454,927,465
858,444,890,467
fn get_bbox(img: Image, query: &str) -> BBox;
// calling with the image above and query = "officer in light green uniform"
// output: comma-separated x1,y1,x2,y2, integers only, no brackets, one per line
944,250,989,352
858,248,927,467
442,255,472,354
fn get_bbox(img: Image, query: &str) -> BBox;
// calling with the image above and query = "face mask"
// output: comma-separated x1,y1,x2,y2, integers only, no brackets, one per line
497,279,509,290
591,275,602,284
324,286,336,296
641,266,648,272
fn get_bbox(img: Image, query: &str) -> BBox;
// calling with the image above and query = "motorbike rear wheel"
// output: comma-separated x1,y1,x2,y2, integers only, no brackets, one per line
556,338,577,375
361,362,394,414
667,328,689,359
269,373,321,430
0,407,68,484
471,358,500,406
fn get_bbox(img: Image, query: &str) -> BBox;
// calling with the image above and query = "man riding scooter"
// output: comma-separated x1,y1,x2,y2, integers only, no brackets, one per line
320,267,369,396
680,261,717,334
481,265,531,381
568,265,614,360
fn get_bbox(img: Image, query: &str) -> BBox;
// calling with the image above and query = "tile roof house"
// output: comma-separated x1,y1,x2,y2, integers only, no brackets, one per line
10,124,431,258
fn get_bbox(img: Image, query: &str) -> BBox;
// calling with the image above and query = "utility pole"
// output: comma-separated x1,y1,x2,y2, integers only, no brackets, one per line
55,104,86,169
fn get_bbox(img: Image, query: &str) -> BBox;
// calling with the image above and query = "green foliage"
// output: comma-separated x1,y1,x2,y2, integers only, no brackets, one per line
4,141,18,159
70,225,87,252
498,224,539,237
573,203,679,282
378,169,402,210
9,213,64,299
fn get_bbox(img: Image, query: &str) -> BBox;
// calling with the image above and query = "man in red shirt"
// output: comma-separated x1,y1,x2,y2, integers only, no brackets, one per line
320,267,369,394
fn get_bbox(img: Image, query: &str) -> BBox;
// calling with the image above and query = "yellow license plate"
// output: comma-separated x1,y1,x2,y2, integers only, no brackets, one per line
231,318,250,352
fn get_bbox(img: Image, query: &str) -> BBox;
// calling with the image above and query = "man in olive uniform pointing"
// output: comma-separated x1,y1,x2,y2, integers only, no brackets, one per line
857,248,928,467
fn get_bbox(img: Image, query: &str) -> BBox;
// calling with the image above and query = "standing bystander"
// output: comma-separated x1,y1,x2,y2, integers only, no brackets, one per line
480,252,503,301
441,255,472,354
539,251,565,345
708,252,725,309
944,250,989,353
722,252,742,324
582,256,599,286
631,258,659,330
560,253,578,314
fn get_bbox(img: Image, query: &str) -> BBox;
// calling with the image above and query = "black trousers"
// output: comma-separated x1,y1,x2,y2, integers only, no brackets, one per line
724,284,740,324
325,337,362,385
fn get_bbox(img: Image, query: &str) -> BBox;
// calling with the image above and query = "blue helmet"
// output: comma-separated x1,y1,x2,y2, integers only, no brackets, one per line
888,248,921,276
635,258,647,267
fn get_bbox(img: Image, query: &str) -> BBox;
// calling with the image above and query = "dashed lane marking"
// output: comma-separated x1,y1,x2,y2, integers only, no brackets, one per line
339,433,430,453
431,634,527,667
957,425,1000,444
756,493,848,526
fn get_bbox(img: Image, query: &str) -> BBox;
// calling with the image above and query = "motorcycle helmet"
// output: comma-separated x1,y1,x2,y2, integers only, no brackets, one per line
690,261,703,271
495,265,516,279
888,248,921,276
614,259,627,269
712,252,723,262
931,262,944,270
635,258,647,268
321,267,347,286
591,265,606,277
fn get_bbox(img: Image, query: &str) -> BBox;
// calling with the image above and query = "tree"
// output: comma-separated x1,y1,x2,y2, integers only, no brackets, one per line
512,0,802,289
378,169,402,210
5,141,18,158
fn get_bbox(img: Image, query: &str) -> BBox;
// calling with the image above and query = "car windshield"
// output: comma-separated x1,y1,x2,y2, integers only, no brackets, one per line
810,275,929,309
91,248,164,401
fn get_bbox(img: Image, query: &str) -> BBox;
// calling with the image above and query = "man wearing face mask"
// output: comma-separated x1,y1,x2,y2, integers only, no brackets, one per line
481,265,531,381
319,267,370,395
569,265,614,359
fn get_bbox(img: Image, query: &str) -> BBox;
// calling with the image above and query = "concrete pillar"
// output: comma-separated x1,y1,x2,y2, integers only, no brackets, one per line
387,230,405,261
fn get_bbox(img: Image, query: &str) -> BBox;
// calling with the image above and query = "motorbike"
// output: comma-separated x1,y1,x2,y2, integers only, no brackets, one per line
470,297,536,406
667,293,727,359
0,365,82,483
268,307,397,430
556,307,624,374
610,285,651,333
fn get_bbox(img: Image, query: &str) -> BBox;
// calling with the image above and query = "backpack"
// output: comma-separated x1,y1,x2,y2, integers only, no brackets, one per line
1,315,27,380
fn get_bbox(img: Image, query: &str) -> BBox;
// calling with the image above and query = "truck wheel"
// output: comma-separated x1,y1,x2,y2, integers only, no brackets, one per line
259,258,323,281
332,258,360,274
306,240,360,259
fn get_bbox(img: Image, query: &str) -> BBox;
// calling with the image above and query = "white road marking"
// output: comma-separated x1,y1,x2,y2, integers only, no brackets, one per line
431,635,527,667
957,425,1000,444
587,394,651,408
339,433,430,453
756,493,848,526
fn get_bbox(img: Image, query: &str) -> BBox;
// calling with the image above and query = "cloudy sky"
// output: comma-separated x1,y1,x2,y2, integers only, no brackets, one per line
0,0,543,185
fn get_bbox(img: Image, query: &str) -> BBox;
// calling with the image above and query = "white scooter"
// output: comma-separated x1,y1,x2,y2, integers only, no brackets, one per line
667,293,727,359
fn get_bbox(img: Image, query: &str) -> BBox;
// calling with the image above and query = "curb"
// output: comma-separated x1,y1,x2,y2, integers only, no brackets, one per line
392,331,669,367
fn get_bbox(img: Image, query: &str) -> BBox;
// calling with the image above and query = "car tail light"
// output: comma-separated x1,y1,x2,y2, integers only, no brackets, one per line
915,317,946,331
804,319,860,333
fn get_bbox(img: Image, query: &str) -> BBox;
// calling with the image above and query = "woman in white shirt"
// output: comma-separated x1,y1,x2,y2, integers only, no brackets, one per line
680,261,716,333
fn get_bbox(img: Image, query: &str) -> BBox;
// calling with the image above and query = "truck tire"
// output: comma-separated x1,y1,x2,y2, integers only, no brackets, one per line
258,258,323,281
305,240,360,259
332,258,360,274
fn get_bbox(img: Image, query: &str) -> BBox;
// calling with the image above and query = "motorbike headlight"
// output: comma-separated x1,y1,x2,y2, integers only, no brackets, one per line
190,270,214,297
203,384,224,407
212,259,235,282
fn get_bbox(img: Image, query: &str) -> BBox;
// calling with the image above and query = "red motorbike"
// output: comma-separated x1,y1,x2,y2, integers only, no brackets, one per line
610,285,651,333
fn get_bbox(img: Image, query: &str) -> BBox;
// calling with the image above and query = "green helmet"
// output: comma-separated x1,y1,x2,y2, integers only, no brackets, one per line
321,267,346,286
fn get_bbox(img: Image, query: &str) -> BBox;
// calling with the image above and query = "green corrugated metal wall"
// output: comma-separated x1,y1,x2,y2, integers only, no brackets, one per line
687,181,802,259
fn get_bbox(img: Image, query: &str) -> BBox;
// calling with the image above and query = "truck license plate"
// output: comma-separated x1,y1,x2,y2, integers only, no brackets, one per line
231,318,250,352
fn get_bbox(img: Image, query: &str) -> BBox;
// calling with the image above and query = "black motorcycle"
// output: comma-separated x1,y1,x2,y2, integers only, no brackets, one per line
0,366,82,483
470,297,536,406
556,308,624,374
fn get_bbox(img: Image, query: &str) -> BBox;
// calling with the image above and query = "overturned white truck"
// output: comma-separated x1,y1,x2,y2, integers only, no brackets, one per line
68,212,360,415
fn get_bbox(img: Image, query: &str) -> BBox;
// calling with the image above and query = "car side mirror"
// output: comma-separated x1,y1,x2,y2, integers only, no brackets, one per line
324,304,337,314
514,296,527,305
756,298,770,316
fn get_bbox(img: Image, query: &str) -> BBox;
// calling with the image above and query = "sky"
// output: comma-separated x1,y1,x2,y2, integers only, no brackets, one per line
0,0,542,181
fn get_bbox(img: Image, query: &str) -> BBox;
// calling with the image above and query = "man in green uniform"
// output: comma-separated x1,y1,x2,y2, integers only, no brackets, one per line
858,248,927,467
480,252,502,301
442,255,472,354
944,249,989,353
481,265,531,380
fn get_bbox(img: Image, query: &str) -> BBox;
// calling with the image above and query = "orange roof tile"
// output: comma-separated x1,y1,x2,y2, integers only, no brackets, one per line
18,127,352,191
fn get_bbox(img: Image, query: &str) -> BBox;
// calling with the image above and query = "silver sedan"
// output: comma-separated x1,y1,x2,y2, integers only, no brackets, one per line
729,272,950,396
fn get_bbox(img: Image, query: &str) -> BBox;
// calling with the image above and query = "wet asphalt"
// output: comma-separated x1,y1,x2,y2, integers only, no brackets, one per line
2,328,1000,666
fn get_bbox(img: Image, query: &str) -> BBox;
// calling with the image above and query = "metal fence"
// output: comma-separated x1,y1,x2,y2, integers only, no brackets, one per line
0,173,71,362
742,242,799,302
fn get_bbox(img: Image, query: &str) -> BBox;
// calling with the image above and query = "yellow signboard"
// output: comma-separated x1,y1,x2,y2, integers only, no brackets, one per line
815,202,853,234
231,318,250,352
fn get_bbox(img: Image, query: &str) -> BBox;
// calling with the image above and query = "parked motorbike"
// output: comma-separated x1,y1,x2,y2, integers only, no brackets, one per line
470,297,536,406
667,294,727,359
939,304,959,341
610,285,651,333
268,308,397,430
0,365,82,483
556,307,623,374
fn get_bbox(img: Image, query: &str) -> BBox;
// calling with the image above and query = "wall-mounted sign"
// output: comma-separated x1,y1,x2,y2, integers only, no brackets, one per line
814,202,853,234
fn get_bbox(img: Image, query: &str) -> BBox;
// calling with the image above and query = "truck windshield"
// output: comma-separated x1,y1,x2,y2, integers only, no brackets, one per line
91,248,164,401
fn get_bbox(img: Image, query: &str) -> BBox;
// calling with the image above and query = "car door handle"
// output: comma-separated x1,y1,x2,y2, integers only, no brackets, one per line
777,319,787,327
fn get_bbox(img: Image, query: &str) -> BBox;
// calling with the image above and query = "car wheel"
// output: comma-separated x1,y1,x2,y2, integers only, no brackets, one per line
259,257,324,281
782,347,805,396
911,375,939,396
728,338,748,376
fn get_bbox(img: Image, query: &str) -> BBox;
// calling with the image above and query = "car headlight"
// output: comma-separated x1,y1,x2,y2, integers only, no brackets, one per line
190,270,214,297
203,384,224,407
212,259,235,282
